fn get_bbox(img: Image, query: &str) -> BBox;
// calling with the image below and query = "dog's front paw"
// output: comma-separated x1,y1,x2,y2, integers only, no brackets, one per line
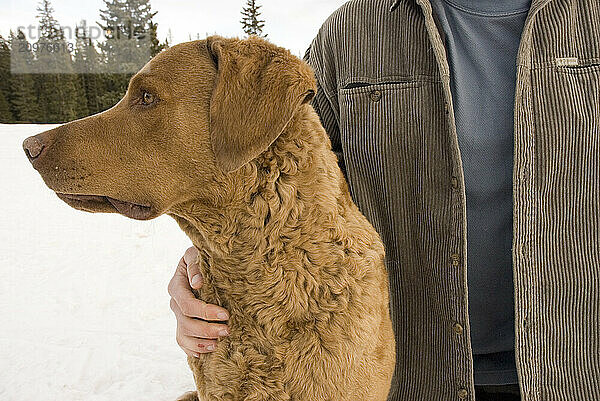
175,390,199,401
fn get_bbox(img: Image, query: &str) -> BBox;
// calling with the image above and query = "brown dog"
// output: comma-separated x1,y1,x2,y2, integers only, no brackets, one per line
23,36,395,401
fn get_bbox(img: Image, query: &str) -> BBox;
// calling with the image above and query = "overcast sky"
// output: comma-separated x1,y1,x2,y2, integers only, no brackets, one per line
1,0,347,56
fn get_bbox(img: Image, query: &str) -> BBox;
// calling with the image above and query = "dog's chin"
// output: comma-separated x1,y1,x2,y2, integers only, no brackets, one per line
55,193,156,220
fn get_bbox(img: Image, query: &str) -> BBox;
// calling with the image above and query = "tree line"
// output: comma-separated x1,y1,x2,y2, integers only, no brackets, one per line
0,0,266,124
0,0,166,124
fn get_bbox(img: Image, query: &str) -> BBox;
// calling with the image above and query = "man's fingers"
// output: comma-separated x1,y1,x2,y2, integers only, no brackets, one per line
171,299,229,338
176,330,219,354
169,250,229,321
182,247,203,289
168,262,191,299
169,290,229,321
180,347,199,358
183,246,199,266
181,316,229,339
170,247,230,359
187,263,202,290
179,343,201,359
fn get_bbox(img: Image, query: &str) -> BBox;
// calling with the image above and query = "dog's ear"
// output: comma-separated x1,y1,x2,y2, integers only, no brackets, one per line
206,36,317,172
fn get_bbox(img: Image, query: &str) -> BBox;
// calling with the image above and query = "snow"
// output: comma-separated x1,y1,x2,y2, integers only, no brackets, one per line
0,124,197,400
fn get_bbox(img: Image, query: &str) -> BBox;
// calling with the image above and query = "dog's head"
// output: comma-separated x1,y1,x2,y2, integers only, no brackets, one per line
22,36,316,220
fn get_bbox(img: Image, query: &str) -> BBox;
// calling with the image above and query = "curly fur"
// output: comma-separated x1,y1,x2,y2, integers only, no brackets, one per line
170,103,395,401
24,35,395,401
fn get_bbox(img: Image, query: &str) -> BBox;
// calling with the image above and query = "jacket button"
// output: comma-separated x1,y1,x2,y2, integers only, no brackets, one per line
453,323,464,335
458,389,468,399
444,102,450,114
451,176,458,189
451,253,460,267
370,90,382,102
520,168,528,181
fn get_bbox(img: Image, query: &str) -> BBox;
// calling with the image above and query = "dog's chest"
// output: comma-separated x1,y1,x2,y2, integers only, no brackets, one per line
188,322,290,400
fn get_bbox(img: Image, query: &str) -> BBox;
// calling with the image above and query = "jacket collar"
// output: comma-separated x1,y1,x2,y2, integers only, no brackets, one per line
390,0,552,12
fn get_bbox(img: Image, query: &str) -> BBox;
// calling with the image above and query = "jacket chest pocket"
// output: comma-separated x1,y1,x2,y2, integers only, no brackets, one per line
531,62,600,254
337,80,453,263
531,62,600,193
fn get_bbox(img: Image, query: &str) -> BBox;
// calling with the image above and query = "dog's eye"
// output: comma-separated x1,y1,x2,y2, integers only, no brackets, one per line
141,91,156,105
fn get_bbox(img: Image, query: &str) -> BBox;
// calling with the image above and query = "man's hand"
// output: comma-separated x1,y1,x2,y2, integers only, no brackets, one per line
168,246,230,358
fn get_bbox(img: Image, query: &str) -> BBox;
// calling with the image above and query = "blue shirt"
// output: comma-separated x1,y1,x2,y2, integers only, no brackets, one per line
430,0,532,385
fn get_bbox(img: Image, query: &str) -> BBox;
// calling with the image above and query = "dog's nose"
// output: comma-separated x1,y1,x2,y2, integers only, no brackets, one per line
23,135,45,160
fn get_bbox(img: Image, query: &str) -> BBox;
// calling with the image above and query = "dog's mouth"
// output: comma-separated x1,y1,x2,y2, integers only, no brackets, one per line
55,193,154,220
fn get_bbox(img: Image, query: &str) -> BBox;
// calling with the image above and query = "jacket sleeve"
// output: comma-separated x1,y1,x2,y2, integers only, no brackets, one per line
303,44,347,180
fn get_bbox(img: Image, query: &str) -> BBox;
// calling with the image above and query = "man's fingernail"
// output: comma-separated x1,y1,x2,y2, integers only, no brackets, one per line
217,312,228,320
206,344,215,351
219,329,229,336
191,274,202,286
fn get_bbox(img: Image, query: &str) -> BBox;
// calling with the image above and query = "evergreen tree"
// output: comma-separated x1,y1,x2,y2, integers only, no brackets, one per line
74,21,105,116
149,20,166,57
97,0,163,108
35,0,83,122
0,35,15,123
72,23,111,113
241,0,267,37
9,30,40,122
0,91,12,123
76,36,105,114
37,0,62,42
98,0,157,71
72,62,89,119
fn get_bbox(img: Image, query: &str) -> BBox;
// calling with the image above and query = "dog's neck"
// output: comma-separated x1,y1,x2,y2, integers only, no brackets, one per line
168,105,357,322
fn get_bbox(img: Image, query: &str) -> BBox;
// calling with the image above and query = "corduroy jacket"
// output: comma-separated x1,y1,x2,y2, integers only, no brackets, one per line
303,0,600,400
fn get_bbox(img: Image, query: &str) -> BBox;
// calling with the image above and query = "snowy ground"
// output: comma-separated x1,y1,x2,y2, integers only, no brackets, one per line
0,124,197,400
